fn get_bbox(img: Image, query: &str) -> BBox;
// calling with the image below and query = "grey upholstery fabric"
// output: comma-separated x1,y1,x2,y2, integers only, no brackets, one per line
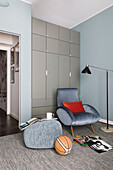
56,88,100,126
56,106,74,125
57,88,79,107
24,120,62,149
57,106,75,120
72,112,100,126
83,104,100,117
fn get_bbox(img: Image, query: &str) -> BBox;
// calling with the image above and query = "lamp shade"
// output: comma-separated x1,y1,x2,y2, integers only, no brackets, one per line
81,65,91,74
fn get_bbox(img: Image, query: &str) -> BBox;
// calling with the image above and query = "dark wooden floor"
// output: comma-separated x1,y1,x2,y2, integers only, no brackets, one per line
0,108,21,137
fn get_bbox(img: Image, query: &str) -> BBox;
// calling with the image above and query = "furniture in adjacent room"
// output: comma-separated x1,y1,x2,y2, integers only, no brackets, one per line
56,88,100,137
24,120,62,149
32,18,80,117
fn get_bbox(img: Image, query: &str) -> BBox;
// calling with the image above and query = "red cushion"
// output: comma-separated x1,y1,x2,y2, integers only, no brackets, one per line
63,101,85,113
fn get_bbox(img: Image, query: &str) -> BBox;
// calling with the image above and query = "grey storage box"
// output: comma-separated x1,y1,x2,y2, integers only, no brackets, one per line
24,120,62,149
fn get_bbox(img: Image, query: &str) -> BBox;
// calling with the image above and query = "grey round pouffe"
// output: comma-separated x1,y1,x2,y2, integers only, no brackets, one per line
24,120,62,149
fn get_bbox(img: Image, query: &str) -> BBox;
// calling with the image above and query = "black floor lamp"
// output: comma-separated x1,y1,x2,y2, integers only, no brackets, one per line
82,64,113,133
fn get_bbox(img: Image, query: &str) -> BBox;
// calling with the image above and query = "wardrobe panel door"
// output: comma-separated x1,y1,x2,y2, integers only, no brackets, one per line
59,41,69,56
32,18,46,36
47,23,58,39
32,51,46,99
70,43,80,57
59,55,69,88
70,30,80,44
47,53,59,99
59,27,69,42
32,34,46,52
70,57,80,92
47,38,59,54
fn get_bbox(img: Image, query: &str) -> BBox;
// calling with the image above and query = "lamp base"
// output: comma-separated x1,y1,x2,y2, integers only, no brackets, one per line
100,127,113,133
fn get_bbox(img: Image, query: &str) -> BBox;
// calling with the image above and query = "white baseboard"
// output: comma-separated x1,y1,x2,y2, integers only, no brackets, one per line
10,113,19,121
99,119,113,126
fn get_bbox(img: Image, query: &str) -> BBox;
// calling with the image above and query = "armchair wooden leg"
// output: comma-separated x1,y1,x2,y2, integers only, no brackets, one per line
90,124,95,133
70,126,74,137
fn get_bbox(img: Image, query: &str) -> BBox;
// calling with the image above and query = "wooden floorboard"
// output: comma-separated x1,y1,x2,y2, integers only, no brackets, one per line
0,108,21,137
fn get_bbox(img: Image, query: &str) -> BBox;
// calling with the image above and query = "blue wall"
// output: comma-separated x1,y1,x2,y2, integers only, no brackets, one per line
73,6,113,121
0,0,31,123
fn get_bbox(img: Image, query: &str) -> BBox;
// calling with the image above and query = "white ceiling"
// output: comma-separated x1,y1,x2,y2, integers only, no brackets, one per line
22,0,113,28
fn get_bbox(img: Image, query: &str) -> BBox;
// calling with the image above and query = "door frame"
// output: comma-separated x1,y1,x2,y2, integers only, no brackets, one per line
0,46,10,115
0,31,20,126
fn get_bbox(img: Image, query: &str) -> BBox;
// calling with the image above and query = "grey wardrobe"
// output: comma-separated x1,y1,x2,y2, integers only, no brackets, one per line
32,18,80,116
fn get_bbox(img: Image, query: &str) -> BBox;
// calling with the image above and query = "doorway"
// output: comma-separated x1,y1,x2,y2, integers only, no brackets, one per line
0,50,7,112
0,32,20,136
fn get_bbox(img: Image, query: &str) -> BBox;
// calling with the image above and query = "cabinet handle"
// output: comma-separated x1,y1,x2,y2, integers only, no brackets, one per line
69,72,71,77
46,70,48,76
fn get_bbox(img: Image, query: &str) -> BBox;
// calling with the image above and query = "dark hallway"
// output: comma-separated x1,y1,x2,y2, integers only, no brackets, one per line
0,108,20,137
0,50,7,112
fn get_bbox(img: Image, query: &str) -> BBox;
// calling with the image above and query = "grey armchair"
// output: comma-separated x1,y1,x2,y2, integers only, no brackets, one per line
56,88,100,137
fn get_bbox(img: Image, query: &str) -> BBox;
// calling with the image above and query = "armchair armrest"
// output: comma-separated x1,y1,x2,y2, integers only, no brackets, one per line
56,106,75,126
83,104,100,118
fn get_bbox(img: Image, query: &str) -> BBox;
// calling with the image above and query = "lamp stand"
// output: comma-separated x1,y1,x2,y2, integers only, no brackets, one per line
101,71,113,133
82,65,113,132
100,127,113,133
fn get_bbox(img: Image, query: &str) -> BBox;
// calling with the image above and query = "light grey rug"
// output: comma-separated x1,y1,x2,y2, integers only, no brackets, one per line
0,122,113,170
